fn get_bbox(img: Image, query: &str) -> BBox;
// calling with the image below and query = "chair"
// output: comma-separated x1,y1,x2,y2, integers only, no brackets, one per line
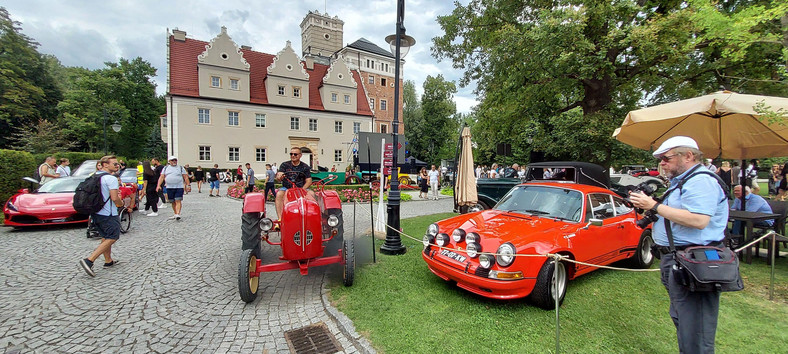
755,200,788,264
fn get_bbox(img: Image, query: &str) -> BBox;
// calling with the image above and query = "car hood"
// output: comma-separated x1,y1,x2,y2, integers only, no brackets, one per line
438,210,576,249
12,192,75,209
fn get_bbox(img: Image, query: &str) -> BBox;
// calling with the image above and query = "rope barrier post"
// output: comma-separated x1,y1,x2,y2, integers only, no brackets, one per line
553,254,560,354
770,232,776,301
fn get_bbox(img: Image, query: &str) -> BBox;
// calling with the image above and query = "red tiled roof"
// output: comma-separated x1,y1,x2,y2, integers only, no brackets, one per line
169,36,372,116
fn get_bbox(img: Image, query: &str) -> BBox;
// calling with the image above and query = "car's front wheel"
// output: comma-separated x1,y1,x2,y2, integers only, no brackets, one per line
530,258,568,310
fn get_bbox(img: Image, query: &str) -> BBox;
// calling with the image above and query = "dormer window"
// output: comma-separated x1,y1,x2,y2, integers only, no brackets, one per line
331,93,338,102
278,85,285,96
230,79,239,90
293,87,301,98
344,94,350,104
211,76,221,88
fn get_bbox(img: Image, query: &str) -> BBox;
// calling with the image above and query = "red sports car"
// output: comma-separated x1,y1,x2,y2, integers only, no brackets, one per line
3,176,90,227
422,162,654,309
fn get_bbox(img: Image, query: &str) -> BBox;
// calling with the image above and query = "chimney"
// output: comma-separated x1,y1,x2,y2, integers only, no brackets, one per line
305,57,314,70
173,29,186,41
241,45,251,50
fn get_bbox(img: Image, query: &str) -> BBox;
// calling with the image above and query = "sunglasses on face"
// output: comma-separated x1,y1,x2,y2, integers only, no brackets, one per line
657,153,680,163
290,153,301,156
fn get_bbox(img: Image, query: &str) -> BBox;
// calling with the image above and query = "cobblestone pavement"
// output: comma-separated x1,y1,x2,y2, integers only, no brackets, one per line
0,186,454,353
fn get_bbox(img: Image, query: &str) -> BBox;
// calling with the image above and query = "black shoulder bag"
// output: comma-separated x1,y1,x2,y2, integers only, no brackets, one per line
663,166,744,292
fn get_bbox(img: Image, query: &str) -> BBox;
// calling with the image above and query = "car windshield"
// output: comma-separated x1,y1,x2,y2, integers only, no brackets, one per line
37,177,86,193
72,160,98,177
494,185,584,222
120,169,137,183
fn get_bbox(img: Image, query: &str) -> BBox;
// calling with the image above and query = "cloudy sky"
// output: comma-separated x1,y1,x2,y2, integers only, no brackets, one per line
4,0,478,113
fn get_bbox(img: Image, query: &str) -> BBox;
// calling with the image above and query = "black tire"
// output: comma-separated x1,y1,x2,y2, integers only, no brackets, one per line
343,239,355,286
238,248,260,303
473,200,490,210
630,229,655,269
529,258,568,310
241,212,262,259
323,209,344,257
119,209,131,234
647,181,661,192
345,175,361,184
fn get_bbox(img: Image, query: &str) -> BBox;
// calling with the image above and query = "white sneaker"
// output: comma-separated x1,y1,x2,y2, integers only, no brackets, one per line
167,215,177,220
157,204,163,209
146,212,158,217
138,210,147,215
175,214,181,220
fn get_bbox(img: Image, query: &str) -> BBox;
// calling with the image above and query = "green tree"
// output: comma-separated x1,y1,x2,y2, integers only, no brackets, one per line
10,119,74,154
414,75,458,164
402,80,423,158
0,7,62,147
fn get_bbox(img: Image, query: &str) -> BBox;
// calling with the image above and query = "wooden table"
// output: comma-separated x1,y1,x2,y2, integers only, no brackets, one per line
728,210,780,264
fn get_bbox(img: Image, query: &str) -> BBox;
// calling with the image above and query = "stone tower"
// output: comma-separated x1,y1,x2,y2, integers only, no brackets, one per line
300,10,344,62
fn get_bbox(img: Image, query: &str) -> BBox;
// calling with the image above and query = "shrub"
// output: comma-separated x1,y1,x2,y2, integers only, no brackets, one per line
0,149,37,203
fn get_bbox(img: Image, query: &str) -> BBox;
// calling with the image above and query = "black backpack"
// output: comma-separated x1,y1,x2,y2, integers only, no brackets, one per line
73,173,109,215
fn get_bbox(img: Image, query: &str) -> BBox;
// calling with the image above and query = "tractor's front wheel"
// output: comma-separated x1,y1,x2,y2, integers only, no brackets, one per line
238,249,260,303
342,239,355,287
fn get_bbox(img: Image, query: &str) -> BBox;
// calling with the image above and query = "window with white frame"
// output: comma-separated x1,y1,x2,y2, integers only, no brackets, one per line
334,149,342,162
369,98,375,107
228,111,239,126
230,78,239,90
380,123,388,133
255,148,266,162
278,85,285,96
199,146,211,161
290,117,300,130
366,59,370,68
380,100,387,111
344,94,350,104
334,121,343,133
198,108,210,124
381,78,387,86
211,76,221,87
255,113,266,128
309,118,318,132
353,122,361,134
161,117,167,127
228,147,240,162
331,92,338,102
293,87,301,98
368,75,374,84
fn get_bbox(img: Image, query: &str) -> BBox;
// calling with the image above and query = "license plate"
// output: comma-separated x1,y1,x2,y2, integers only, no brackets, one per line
440,249,467,263
47,218,67,223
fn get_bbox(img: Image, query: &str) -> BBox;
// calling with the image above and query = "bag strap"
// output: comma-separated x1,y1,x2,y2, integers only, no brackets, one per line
662,164,727,252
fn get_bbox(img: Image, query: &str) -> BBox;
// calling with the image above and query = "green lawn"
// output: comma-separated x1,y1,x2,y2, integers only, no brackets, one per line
329,213,788,353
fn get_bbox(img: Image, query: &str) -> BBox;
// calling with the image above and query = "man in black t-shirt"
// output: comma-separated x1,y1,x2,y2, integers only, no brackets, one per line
209,164,221,197
275,147,314,219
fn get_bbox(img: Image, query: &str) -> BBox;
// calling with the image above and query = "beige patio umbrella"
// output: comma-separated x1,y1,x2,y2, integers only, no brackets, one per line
455,126,478,210
613,91,788,159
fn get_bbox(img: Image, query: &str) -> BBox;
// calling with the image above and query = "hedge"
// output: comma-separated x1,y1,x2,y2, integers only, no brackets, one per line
0,149,38,203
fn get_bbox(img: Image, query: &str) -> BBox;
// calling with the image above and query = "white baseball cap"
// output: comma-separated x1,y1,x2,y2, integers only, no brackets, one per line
168,155,178,161
652,136,699,158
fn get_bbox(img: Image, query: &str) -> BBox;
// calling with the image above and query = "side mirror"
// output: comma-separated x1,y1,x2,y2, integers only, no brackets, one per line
581,218,604,230
22,177,40,184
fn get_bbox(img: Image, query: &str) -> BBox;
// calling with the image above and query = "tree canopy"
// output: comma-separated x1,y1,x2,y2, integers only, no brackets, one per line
404,75,460,164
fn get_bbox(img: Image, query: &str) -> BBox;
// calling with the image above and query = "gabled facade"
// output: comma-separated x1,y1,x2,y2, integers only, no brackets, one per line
165,27,373,174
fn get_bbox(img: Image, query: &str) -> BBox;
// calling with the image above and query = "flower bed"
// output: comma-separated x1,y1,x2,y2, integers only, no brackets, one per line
229,181,411,202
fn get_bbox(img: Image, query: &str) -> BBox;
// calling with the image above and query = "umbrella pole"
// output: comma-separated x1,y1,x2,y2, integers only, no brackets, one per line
741,159,747,211
453,124,464,213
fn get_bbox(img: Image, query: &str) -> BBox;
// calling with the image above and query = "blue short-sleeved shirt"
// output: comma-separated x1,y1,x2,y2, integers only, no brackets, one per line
731,194,774,226
652,164,729,246
95,172,119,217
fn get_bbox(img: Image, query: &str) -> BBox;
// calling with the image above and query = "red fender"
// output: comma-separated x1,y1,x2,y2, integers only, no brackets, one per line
320,190,342,210
242,192,267,213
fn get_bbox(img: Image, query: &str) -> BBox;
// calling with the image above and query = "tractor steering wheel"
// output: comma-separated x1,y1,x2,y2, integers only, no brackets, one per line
313,174,338,193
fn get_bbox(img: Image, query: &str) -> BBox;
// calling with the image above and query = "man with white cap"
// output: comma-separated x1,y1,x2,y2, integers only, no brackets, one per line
156,156,190,220
629,135,729,354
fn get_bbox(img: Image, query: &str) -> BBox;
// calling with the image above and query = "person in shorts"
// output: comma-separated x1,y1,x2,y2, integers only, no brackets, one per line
209,164,221,197
156,156,190,220
275,147,313,219
79,155,126,277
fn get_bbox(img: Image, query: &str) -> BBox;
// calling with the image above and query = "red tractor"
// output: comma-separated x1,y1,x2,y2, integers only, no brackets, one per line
238,172,354,303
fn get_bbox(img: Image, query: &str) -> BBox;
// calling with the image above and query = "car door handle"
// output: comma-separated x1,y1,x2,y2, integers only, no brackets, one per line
617,224,625,229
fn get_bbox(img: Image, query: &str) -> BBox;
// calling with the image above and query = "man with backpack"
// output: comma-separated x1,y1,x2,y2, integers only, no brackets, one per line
156,156,190,220
78,155,126,277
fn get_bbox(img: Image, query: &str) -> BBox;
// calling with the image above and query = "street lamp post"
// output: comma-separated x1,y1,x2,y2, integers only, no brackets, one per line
381,0,415,256
103,108,122,155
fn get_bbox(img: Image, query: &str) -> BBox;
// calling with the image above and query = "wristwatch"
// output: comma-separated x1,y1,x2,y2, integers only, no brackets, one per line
650,202,661,214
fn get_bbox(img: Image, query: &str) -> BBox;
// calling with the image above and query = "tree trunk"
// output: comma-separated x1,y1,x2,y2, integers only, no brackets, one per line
581,77,613,115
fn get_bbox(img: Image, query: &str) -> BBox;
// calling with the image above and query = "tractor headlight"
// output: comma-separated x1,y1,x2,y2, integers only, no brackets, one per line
466,242,481,258
427,223,439,236
259,218,273,231
452,228,466,242
496,242,516,267
436,233,450,247
465,232,480,244
479,254,493,269
327,215,339,227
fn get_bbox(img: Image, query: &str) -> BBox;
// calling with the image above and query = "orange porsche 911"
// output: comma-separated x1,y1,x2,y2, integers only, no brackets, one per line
422,162,654,309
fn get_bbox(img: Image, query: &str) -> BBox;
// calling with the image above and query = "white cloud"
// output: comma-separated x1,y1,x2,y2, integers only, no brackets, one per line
4,0,474,112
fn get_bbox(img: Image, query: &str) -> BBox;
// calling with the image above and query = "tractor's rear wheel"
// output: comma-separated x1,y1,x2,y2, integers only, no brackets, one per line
238,249,259,303
343,239,355,286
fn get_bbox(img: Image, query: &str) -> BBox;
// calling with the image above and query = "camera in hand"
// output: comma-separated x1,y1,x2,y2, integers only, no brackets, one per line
624,182,661,229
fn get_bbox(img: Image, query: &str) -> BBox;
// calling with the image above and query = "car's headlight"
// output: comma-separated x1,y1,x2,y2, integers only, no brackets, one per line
259,218,273,231
327,215,339,227
465,232,480,244
436,233,450,247
466,242,481,258
452,228,466,242
427,223,439,236
6,201,17,211
479,254,494,269
496,242,516,267
422,234,434,250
